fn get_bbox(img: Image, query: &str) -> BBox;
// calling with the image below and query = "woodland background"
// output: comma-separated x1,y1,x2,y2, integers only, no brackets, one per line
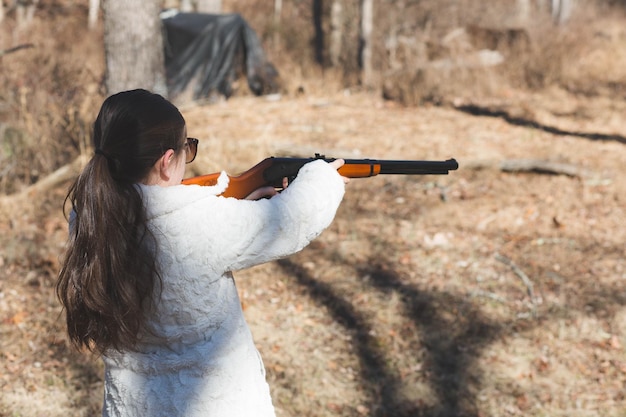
1,0,625,416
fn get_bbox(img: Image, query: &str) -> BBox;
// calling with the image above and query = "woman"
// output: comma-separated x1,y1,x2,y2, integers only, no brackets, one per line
57,89,347,416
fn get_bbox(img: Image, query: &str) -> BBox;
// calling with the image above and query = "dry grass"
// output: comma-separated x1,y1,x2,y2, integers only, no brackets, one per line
0,4,104,194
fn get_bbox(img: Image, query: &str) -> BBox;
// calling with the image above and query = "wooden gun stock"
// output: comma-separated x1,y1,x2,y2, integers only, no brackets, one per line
182,155,459,199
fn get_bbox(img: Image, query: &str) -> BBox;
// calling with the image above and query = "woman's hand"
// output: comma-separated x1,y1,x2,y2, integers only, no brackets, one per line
329,159,351,184
245,178,289,200
245,186,278,200
245,159,348,200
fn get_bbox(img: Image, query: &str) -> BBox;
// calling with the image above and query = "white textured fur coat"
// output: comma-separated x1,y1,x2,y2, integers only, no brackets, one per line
101,160,345,417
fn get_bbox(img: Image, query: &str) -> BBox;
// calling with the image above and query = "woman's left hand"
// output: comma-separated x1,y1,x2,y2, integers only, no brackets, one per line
245,186,278,200
244,177,289,200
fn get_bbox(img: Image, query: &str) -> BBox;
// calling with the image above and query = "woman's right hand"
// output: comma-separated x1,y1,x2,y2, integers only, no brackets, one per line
329,159,350,184
245,159,348,200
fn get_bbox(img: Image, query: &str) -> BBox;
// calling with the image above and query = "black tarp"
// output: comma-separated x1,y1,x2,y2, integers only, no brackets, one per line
161,10,279,100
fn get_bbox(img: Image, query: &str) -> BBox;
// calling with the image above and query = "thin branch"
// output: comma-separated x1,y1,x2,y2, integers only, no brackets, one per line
495,253,538,315
0,154,88,206
470,290,508,304
0,43,35,57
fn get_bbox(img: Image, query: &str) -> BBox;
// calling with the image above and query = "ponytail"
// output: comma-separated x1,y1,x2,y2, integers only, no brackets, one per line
57,89,185,354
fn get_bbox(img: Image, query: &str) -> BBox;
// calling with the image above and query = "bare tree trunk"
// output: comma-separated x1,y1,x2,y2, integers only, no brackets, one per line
196,0,222,13
551,0,573,25
274,0,282,18
0,1,5,23
273,0,282,49
180,0,193,12
360,0,373,87
102,0,167,96
516,0,531,25
329,0,342,67
313,0,324,65
15,0,39,29
88,0,100,29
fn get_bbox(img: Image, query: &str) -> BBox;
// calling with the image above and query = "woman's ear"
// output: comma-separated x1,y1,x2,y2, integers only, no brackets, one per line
142,149,182,186
158,149,177,181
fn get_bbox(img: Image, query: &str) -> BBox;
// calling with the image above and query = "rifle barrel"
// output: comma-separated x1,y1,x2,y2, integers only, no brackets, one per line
343,158,459,175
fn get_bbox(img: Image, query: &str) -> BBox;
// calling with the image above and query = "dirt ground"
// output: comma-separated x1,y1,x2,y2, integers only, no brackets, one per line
1,4,626,416
1,84,625,416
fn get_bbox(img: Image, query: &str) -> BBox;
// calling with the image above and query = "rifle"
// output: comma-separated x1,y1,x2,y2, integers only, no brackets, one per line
182,154,459,199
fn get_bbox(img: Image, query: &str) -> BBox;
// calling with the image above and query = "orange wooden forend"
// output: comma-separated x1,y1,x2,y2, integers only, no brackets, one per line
338,163,381,178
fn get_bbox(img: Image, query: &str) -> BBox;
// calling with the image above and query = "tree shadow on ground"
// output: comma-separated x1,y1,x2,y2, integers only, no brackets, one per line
277,237,626,417
277,258,501,417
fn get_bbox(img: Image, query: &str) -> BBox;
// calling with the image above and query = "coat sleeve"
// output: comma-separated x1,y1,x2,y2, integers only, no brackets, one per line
189,160,345,272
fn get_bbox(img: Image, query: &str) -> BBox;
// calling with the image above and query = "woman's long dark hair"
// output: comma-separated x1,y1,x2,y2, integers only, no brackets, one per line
57,89,186,354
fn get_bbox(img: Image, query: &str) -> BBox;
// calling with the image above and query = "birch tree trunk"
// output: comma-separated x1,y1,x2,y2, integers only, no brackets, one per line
515,0,531,25
16,0,39,28
196,0,222,13
552,0,573,25
102,0,167,96
88,0,100,29
180,0,193,12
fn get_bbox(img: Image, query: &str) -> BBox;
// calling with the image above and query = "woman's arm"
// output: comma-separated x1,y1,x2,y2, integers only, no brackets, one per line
193,159,346,272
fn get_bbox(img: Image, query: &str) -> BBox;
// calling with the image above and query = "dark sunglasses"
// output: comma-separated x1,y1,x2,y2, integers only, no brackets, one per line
184,137,199,163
